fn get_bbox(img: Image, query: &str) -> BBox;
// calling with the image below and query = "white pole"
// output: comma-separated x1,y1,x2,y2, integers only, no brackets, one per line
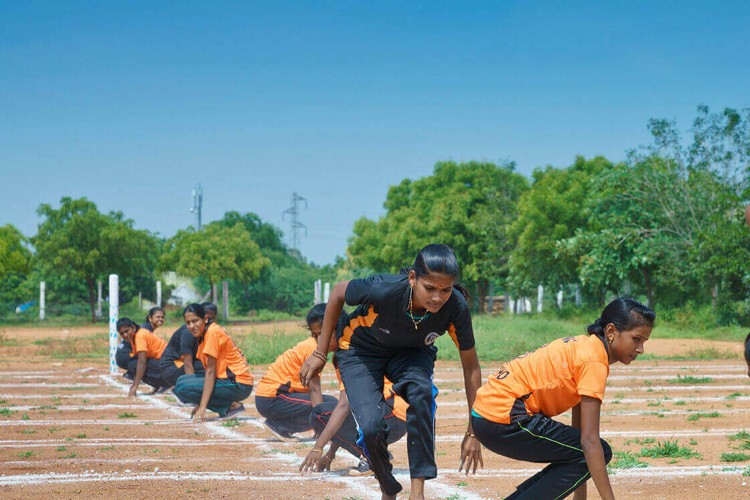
537,285,544,313
222,280,229,320
556,289,564,309
508,296,514,315
314,279,322,304
39,282,46,321
323,282,330,303
109,274,119,375
156,281,162,307
96,280,103,320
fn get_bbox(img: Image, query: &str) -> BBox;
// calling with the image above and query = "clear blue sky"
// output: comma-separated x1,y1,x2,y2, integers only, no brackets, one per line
2,1,749,265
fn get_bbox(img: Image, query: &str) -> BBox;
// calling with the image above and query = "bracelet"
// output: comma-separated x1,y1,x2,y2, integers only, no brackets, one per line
465,431,476,438
312,349,327,362
311,447,323,453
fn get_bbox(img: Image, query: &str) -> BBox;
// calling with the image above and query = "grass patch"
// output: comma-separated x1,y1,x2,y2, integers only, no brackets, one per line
624,437,655,446
20,429,36,434
33,334,109,359
76,433,86,439
56,446,67,452
221,418,242,428
0,407,16,417
63,452,78,459
18,451,34,458
639,440,701,459
31,405,57,410
729,431,750,441
669,375,713,384
118,412,137,418
720,452,750,462
725,392,743,400
674,400,686,406
609,452,649,469
48,426,62,433
639,348,739,361
687,411,721,422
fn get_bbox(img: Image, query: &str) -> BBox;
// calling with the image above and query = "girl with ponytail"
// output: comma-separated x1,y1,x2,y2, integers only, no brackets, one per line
471,297,655,500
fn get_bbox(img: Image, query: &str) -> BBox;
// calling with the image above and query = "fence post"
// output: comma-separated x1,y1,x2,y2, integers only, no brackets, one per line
108,274,119,375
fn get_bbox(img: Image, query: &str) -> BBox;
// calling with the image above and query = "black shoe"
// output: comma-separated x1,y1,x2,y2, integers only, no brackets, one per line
262,421,299,442
151,385,171,395
219,403,245,420
348,457,373,476
123,373,134,381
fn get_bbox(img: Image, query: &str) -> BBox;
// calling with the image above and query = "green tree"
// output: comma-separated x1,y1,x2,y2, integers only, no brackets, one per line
161,223,271,298
508,156,612,297
348,161,528,309
33,197,160,322
0,224,33,310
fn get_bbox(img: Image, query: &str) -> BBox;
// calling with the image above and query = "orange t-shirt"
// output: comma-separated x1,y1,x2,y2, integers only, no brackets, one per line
472,334,609,424
256,337,318,397
334,367,408,422
129,328,167,359
196,322,253,386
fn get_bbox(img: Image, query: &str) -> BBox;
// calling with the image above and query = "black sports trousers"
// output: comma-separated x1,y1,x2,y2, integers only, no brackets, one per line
124,357,168,389
256,392,338,434
471,413,612,499
310,397,408,459
337,346,438,497
159,359,205,387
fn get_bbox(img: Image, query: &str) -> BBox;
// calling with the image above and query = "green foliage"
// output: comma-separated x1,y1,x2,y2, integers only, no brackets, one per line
670,375,713,384
639,440,701,459
32,197,160,321
161,223,270,288
720,452,750,462
347,161,528,308
609,451,649,469
686,411,721,421
0,224,31,277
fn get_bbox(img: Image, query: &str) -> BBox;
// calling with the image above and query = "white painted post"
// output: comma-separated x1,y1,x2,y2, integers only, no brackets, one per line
156,281,162,307
314,279,322,304
222,281,229,320
323,282,330,303
556,288,563,309
525,297,532,313
96,280,102,320
108,274,119,375
509,296,515,315
39,281,46,321
575,284,582,307
537,285,544,313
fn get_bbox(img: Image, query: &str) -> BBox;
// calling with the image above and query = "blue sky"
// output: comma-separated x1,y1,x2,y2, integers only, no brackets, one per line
2,1,749,265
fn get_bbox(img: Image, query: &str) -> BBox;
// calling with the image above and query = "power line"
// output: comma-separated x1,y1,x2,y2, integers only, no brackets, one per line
190,184,203,230
282,192,307,251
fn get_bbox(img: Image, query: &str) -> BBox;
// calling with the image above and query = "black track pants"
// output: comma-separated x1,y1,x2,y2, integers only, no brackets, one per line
472,413,612,499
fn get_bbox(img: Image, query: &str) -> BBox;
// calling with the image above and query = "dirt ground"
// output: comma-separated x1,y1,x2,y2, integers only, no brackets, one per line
0,326,749,499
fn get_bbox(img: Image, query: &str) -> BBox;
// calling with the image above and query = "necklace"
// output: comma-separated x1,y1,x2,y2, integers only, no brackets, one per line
408,286,430,330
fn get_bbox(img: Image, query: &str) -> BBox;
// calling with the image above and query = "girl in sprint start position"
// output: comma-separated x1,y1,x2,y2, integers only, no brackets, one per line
300,244,483,500
471,297,655,499
173,303,253,421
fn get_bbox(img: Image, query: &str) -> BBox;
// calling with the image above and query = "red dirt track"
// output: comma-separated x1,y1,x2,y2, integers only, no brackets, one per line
0,325,749,499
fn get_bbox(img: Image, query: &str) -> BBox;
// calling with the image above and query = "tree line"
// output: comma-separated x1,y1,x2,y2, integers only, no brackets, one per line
2,106,749,324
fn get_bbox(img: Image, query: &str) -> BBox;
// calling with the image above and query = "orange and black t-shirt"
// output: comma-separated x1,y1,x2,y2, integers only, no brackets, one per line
472,334,609,424
333,361,408,422
338,274,474,354
256,337,318,397
196,322,253,386
129,328,167,359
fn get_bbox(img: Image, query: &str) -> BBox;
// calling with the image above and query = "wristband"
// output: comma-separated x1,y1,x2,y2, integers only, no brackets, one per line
311,448,323,453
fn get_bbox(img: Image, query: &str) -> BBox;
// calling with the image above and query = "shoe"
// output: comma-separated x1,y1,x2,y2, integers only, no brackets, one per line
262,421,300,442
123,373,134,381
348,457,373,476
151,385,171,395
219,403,245,420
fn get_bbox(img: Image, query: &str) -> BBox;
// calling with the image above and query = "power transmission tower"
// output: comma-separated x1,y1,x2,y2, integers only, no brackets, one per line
282,192,307,251
190,184,203,230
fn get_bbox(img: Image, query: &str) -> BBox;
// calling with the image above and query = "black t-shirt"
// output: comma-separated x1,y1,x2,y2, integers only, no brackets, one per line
161,324,199,365
339,273,475,353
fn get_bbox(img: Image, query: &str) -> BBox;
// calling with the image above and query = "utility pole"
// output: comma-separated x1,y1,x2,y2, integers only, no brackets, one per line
190,184,203,230
282,192,307,252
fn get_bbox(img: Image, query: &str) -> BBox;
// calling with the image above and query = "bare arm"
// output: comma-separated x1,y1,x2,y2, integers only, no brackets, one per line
183,354,195,375
308,375,323,407
300,280,349,387
192,355,216,422
128,351,148,397
580,396,614,500
571,403,587,500
300,390,351,473
458,346,484,474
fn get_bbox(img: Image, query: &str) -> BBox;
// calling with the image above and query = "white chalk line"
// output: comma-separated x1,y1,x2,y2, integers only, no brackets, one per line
0,383,100,388
434,427,750,442
0,393,121,400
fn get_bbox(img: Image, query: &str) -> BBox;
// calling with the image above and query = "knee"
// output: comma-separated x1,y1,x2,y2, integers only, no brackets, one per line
358,415,387,440
601,439,613,464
